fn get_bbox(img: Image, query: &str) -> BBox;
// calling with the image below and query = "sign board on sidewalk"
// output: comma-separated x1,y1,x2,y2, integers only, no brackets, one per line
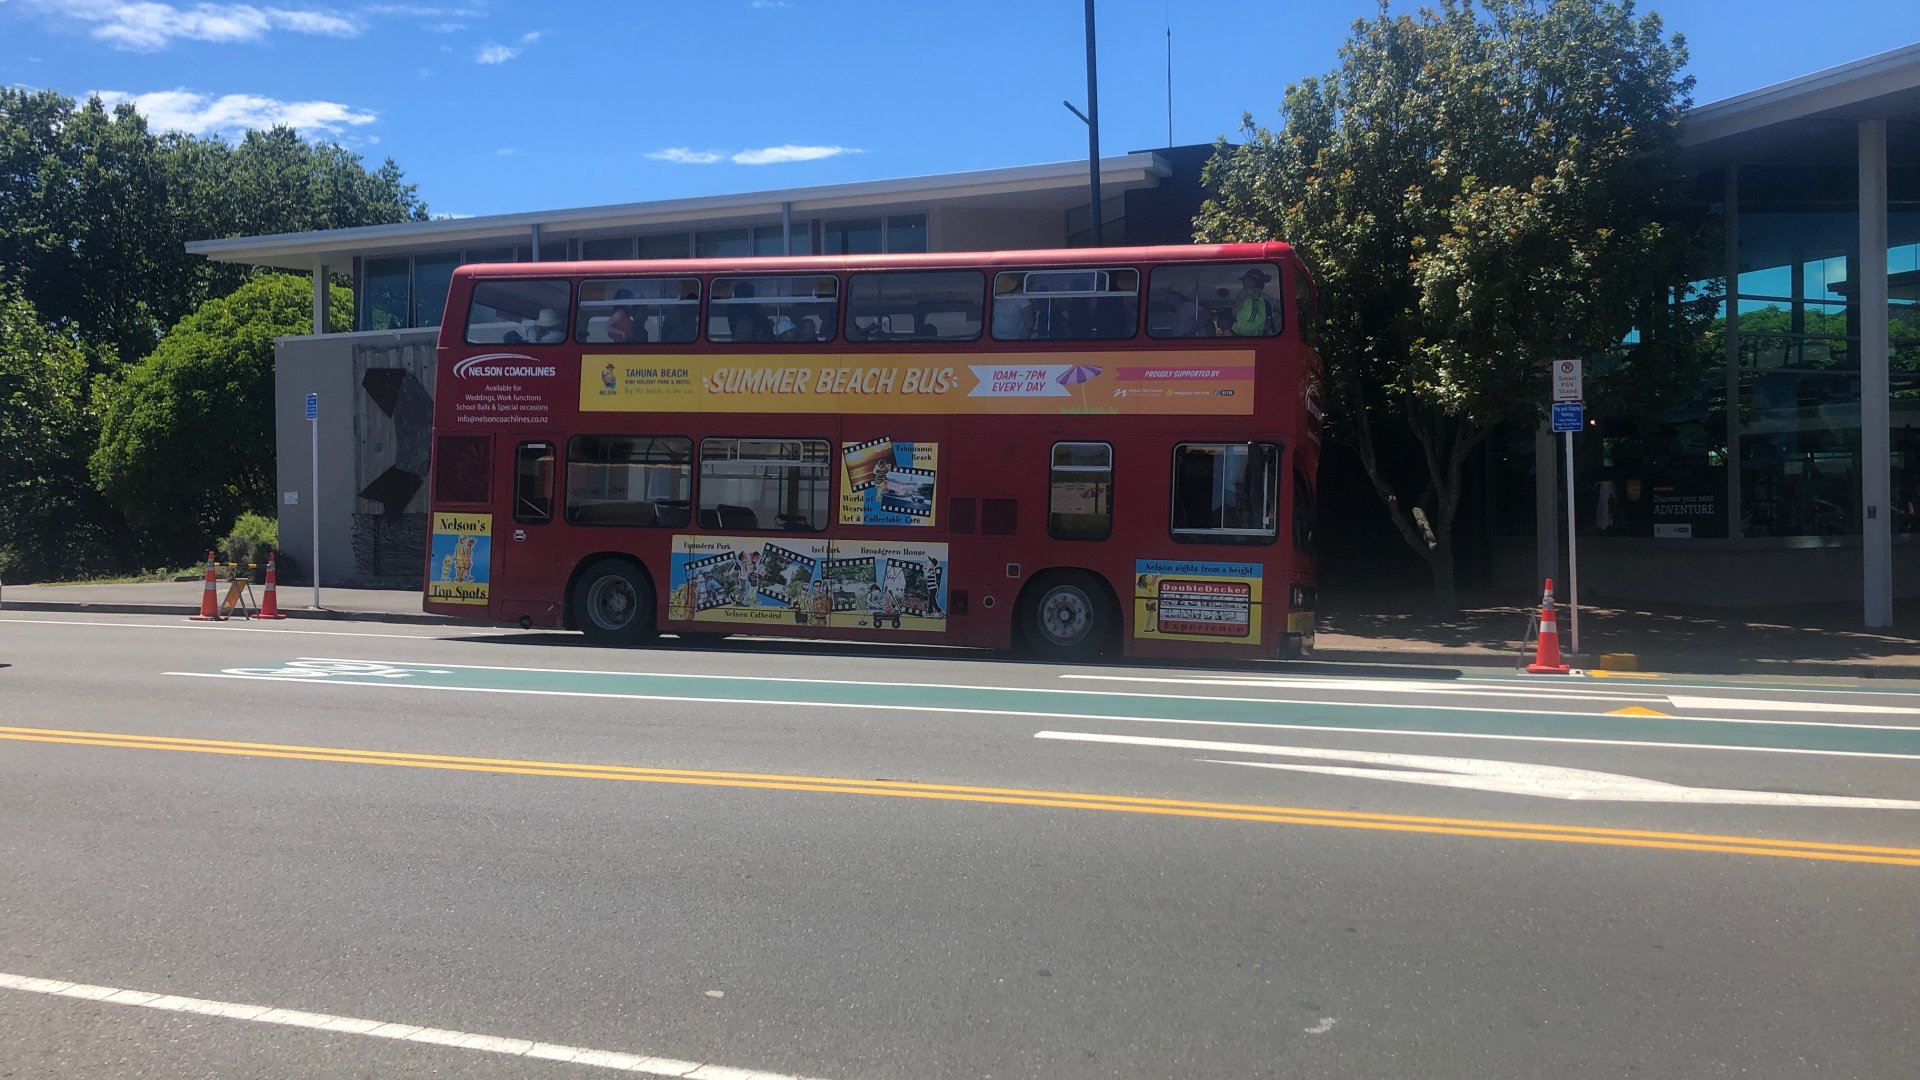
305,393,319,421
1552,358,1583,402
1551,401,1584,433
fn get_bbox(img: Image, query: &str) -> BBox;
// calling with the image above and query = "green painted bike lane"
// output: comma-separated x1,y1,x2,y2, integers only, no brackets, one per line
179,658,1920,759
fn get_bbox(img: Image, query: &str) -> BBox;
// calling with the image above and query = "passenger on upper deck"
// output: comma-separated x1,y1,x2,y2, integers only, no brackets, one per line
1230,268,1278,337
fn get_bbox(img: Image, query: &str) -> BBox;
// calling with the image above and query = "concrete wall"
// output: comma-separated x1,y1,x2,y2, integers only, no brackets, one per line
274,329,438,587
1492,535,1920,607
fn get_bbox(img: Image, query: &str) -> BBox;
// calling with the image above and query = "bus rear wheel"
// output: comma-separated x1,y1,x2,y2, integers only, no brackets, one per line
1021,571,1115,662
571,558,656,646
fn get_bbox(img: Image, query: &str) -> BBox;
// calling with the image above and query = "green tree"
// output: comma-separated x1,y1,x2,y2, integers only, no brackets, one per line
90,274,351,552
0,287,124,579
1195,0,1708,605
0,88,427,364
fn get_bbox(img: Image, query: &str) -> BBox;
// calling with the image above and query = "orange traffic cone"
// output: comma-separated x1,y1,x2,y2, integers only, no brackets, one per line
1525,578,1571,674
188,550,224,621
255,552,287,620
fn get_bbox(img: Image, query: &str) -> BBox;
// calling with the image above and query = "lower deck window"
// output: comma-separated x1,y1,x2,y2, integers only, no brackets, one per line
1171,443,1279,544
698,438,831,531
1049,442,1113,540
566,436,692,527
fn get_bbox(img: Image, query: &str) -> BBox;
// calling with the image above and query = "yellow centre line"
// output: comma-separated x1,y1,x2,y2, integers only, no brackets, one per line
5,725,1918,867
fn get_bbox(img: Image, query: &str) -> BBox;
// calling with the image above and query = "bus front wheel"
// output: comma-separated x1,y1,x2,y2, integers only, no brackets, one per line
1020,572,1114,662
571,559,656,646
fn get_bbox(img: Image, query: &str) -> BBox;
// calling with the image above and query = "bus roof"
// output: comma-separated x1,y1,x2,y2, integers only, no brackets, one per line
452,242,1300,279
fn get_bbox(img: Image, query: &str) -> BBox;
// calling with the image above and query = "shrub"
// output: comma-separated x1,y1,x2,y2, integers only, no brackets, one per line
221,511,278,570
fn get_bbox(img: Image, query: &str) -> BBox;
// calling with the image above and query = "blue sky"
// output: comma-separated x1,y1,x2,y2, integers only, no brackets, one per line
4,0,1917,219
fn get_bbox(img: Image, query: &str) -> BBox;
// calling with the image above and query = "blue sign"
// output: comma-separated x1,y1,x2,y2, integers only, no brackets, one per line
1551,401,1584,433
305,393,318,421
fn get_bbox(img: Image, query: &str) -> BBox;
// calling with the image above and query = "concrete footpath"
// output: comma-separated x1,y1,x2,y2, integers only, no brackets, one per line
3,579,1915,678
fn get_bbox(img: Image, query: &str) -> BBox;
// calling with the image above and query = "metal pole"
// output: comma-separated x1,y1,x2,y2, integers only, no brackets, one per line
1084,0,1102,245
1563,429,1578,657
1859,118,1892,627
311,410,321,608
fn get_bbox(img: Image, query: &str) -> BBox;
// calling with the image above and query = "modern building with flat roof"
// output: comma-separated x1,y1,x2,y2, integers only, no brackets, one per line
188,47,1920,625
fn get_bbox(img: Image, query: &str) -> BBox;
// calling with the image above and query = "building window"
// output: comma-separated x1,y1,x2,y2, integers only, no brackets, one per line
822,217,882,255
847,270,984,342
466,246,516,264
1049,442,1112,540
698,438,831,531
1148,263,1283,339
465,278,572,345
412,253,463,328
709,275,838,343
638,233,691,260
696,228,751,259
576,277,701,344
580,237,635,261
566,436,692,527
434,435,491,504
1171,443,1279,544
990,268,1138,341
360,256,410,330
514,441,555,523
887,214,927,253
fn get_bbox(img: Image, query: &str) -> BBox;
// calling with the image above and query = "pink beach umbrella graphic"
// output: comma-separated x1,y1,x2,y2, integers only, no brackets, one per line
1056,364,1104,411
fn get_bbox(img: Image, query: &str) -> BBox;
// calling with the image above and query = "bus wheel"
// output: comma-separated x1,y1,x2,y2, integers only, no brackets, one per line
571,559,656,646
1021,572,1114,661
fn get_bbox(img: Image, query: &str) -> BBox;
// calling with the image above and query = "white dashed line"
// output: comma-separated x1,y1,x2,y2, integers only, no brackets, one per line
0,971,829,1079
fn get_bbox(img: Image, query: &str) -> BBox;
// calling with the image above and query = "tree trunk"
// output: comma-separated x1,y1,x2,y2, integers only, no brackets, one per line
1428,536,1458,611
1344,394,1482,611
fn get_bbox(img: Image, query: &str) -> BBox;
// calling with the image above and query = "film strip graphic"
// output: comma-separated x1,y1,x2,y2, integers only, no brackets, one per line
684,551,743,611
824,556,876,611
842,437,895,491
754,543,818,607
877,467,937,518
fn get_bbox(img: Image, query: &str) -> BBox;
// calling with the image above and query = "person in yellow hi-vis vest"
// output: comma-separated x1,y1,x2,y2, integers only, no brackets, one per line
1230,267,1277,336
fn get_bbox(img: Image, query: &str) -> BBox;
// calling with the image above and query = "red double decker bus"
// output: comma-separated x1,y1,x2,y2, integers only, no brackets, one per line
424,243,1321,661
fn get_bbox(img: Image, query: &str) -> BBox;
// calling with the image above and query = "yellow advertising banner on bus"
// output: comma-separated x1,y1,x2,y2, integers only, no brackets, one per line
426,512,491,606
579,352,1255,415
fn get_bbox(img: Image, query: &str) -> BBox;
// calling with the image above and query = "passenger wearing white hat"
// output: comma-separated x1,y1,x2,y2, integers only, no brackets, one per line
530,307,566,343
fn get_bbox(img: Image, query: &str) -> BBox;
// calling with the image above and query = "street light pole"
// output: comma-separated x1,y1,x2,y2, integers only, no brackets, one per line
1084,0,1101,245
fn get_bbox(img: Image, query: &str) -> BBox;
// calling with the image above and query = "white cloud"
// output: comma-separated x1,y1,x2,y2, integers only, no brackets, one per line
92,88,377,138
475,32,537,63
424,20,461,31
750,0,792,8
646,147,724,165
730,144,862,165
362,4,482,16
32,1,359,51
494,147,516,156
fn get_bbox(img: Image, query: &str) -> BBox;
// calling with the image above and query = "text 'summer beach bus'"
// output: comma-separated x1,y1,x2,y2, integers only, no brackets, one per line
424,243,1322,661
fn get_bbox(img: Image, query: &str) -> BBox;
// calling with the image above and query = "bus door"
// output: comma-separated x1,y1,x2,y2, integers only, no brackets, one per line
495,437,564,619
834,419,950,634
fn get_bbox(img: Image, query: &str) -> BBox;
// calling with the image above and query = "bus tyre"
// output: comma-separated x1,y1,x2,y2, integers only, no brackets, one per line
571,559,656,646
1021,572,1114,661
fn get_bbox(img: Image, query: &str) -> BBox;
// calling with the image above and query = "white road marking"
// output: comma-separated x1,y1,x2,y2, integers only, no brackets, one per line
1063,672,1666,704
1667,694,1920,716
1035,730,1920,808
0,970,830,1079
0,616,492,641
160,669,1920,762
1304,1017,1337,1035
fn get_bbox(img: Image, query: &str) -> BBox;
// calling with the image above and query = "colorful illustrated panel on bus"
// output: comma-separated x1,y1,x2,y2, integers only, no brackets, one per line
1132,559,1262,644
839,439,938,527
426,513,491,605
578,353,1255,416
824,540,949,632
668,536,829,628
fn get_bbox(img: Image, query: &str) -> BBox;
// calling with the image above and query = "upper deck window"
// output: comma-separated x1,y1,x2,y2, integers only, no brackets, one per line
847,271,984,342
575,278,701,344
990,268,1138,342
465,278,572,345
709,275,839,344
1148,263,1283,339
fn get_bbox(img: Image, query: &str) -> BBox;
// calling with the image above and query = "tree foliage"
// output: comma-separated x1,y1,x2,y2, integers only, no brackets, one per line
0,88,427,365
1195,0,1709,604
0,287,125,579
91,274,352,552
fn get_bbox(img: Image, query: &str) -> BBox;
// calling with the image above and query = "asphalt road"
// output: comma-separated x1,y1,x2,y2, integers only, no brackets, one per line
3,611,1918,1079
